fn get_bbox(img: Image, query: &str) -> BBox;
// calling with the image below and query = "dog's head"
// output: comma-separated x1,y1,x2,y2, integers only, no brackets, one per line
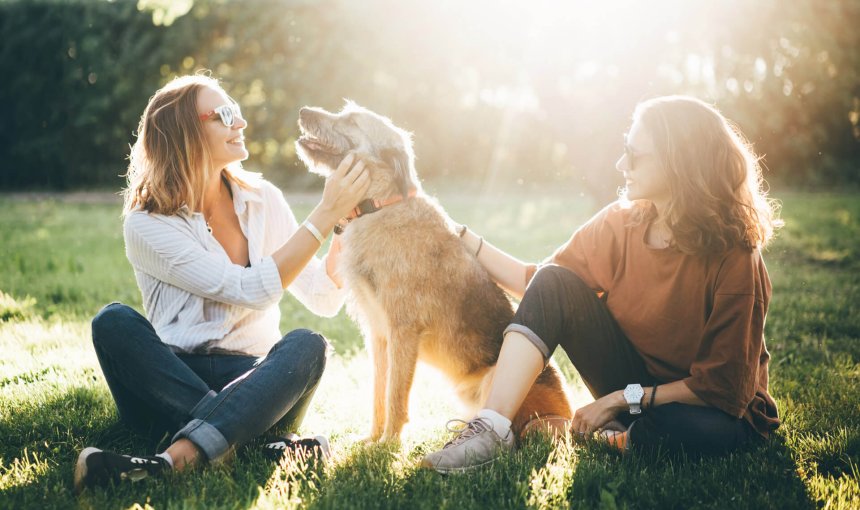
296,101,420,198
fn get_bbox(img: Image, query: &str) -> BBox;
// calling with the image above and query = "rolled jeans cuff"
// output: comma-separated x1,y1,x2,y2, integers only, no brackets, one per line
171,390,230,462
172,419,230,462
504,323,551,363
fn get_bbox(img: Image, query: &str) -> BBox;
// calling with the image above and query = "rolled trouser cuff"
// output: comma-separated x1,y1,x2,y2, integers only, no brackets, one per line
504,323,552,363
172,418,230,462
171,390,230,462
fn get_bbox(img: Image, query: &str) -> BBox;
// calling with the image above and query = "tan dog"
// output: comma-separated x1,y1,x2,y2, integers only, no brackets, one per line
296,102,572,442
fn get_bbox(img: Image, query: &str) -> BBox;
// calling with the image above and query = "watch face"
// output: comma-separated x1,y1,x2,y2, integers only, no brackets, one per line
624,384,644,403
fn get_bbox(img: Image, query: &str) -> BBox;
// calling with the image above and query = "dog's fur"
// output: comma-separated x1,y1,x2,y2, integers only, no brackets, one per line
296,102,572,441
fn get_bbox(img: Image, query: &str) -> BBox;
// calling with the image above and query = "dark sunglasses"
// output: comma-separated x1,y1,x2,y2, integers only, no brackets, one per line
199,103,242,127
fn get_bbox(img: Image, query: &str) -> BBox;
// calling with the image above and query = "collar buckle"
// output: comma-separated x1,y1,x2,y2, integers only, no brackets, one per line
356,199,380,215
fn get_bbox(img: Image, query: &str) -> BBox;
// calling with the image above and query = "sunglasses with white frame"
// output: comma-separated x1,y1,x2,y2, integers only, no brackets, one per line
199,103,242,127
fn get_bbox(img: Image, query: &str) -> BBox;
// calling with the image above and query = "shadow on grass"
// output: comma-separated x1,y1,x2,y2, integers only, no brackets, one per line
0,386,826,509
0,385,154,509
306,432,819,509
0,385,290,510
566,436,817,509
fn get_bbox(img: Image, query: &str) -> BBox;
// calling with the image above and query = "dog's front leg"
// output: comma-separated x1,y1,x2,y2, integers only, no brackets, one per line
380,328,420,442
369,333,388,442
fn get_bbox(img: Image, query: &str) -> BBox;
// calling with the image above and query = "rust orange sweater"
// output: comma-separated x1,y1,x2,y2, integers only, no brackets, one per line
525,200,779,437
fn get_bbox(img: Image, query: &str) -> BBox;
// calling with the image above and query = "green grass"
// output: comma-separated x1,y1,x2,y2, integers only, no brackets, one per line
0,190,858,509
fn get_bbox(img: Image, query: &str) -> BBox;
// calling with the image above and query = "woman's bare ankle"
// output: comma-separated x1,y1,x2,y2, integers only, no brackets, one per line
165,438,201,471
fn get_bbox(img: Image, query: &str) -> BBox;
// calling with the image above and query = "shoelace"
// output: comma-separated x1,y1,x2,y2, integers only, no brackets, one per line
118,455,163,482
443,417,493,448
265,441,290,451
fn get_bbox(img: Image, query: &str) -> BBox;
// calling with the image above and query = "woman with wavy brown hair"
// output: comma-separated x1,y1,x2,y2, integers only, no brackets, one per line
74,74,370,491
423,96,782,473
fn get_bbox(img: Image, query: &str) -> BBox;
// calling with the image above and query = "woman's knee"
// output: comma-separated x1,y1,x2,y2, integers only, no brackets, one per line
91,303,139,349
272,329,329,380
530,265,589,294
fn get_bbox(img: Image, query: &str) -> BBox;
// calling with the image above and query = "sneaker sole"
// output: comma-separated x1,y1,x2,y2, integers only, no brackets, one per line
421,454,500,474
73,447,101,494
312,435,331,459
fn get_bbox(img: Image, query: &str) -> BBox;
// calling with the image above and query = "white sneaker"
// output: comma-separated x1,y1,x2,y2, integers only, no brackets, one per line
420,417,514,474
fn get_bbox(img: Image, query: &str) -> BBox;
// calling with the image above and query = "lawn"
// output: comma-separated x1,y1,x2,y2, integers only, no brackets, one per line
0,189,858,509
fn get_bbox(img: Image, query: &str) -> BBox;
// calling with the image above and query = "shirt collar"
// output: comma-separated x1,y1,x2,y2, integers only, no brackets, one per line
226,176,263,215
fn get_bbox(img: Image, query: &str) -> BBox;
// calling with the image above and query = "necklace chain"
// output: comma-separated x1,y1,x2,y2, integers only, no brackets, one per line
205,175,229,234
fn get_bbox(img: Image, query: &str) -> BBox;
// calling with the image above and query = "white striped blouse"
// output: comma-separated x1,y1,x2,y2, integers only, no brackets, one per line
123,175,345,356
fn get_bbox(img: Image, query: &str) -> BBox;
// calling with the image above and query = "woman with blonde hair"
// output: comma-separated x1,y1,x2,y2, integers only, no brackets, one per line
423,96,782,472
74,74,370,491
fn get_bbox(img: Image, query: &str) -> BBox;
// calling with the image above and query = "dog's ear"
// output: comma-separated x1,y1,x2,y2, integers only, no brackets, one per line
379,147,414,197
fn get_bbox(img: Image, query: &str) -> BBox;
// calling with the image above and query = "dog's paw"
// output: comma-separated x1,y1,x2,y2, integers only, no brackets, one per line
378,433,402,444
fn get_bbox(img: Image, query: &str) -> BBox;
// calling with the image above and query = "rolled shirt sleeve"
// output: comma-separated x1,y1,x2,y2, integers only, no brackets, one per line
287,255,347,317
683,252,768,418
124,211,284,311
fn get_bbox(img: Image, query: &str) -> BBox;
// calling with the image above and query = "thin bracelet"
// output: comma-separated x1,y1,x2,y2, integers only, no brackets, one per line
649,384,658,409
302,220,325,245
475,236,484,257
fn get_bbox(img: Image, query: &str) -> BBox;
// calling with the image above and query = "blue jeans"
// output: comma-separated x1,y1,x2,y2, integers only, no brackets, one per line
91,303,328,462
508,265,756,455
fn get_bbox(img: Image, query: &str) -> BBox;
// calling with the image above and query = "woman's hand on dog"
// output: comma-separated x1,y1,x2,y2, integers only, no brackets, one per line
320,152,372,221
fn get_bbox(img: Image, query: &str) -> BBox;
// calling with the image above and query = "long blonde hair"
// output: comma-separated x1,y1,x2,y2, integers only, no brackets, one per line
123,75,250,216
630,96,782,255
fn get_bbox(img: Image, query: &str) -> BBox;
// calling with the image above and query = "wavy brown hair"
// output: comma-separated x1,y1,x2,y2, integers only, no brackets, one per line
630,96,782,255
123,75,251,216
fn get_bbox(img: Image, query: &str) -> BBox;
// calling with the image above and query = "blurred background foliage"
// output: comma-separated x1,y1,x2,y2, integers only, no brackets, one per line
0,0,858,198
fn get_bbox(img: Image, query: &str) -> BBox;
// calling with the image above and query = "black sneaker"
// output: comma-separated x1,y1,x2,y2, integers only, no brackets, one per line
74,447,170,493
261,433,330,461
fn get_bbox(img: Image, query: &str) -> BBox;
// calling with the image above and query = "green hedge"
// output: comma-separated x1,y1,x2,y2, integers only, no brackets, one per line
1,0,858,192
1,1,182,188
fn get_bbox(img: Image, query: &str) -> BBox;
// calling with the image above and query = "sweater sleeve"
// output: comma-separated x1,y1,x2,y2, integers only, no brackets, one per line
683,249,769,418
526,201,626,291
265,184,347,317
124,211,284,311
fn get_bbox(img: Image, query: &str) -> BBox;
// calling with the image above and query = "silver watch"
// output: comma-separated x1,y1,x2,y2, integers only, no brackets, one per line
623,384,645,414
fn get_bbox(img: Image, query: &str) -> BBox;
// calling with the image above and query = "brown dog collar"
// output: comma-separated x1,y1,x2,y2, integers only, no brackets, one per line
334,189,417,235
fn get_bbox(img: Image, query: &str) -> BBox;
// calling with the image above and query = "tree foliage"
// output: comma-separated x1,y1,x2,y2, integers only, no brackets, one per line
1,0,857,194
